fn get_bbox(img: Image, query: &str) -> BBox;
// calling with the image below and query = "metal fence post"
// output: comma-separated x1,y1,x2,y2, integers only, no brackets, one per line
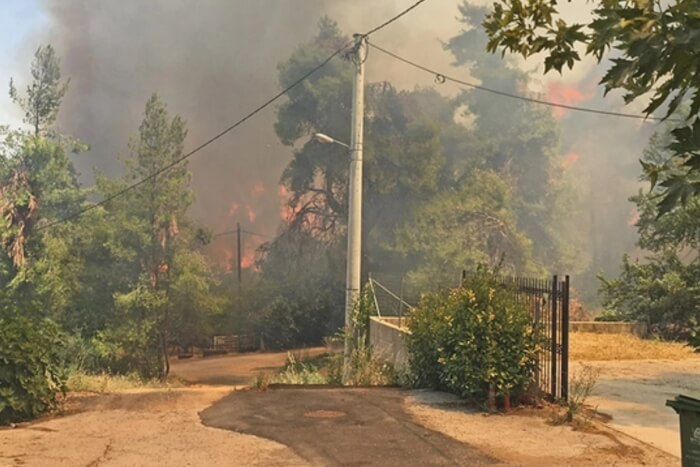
550,275,559,399
561,275,570,401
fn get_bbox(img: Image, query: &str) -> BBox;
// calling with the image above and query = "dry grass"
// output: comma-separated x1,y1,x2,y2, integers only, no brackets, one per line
570,332,697,361
66,371,185,393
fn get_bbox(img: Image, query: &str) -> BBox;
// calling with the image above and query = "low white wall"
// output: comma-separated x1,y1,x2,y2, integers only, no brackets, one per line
369,316,410,370
570,321,648,337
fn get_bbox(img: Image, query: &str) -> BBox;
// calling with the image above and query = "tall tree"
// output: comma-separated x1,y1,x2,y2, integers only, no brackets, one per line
600,118,700,347
447,4,579,274
92,94,193,378
9,45,69,137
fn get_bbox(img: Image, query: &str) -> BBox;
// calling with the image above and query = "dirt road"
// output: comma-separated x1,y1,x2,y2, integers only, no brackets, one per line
170,348,326,386
0,387,304,467
0,350,684,466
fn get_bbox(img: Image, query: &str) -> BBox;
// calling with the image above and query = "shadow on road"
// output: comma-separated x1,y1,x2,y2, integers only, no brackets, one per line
200,387,496,466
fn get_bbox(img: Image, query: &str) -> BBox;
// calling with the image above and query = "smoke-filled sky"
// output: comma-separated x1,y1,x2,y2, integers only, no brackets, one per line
0,0,665,280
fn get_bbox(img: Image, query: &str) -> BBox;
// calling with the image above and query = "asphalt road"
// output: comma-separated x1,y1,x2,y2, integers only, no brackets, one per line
200,387,496,466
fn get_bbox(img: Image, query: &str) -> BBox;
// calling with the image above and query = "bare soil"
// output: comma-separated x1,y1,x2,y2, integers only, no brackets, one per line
0,348,690,466
0,387,305,467
404,391,678,466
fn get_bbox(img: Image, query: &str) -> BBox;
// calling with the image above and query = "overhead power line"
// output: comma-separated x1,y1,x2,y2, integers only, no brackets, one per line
367,41,678,123
37,0,432,232
214,228,275,240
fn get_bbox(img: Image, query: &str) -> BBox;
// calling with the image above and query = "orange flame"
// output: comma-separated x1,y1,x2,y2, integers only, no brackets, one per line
628,208,640,226
252,181,265,195
221,248,234,272
547,82,595,118
278,185,295,221
562,152,579,168
240,247,256,269
246,205,256,223
228,202,240,217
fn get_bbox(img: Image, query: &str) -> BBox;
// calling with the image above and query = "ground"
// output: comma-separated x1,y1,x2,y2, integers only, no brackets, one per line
571,332,700,457
0,336,694,466
579,358,700,457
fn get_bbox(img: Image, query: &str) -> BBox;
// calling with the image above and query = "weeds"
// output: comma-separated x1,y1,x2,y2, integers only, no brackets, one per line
66,371,183,393
271,353,327,385
253,372,271,390
561,364,601,424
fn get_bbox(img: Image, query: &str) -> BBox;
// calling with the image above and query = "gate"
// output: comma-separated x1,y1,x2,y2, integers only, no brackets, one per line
496,275,570,401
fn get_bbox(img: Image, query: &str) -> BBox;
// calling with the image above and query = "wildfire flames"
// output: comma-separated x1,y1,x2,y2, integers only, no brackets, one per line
562,151,579,168
547,82,595,118
628,208,640,226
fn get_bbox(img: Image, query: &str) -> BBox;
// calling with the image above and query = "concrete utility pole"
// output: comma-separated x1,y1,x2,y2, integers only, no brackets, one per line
343,34,366,383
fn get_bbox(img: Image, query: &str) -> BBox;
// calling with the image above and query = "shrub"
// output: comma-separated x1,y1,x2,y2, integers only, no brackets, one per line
0,315,67,424
407,269,541,402
562,364,601,423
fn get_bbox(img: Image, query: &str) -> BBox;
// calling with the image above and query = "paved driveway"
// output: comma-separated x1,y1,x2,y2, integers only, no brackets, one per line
578,358,700,457
200,387,496,466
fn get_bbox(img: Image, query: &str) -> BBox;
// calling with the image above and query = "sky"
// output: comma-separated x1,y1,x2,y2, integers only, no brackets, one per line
0,0,48,126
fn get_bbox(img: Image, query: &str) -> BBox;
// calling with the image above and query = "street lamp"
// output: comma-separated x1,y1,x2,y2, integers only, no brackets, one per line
313,35,366,384
314,133,350,149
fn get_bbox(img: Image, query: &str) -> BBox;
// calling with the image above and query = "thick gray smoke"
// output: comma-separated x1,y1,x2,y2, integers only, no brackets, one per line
38,0,460,267
32,0,658,293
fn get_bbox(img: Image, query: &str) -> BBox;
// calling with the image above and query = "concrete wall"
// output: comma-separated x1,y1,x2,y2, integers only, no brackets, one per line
369,316,410,370
570,321,648,337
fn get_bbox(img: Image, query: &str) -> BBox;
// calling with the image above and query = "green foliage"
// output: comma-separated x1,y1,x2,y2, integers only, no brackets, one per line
393,170,534,290
601,121,700,348
271,353,328,385
483,0,700,212
90,283,167,379
407,268,541,400
448,5,579,274
0,315,66,424
9,44,69,136
255,230,344,349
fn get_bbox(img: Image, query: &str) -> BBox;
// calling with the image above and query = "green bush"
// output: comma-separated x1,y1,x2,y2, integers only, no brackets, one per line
0,316,67,424
407,269,541,401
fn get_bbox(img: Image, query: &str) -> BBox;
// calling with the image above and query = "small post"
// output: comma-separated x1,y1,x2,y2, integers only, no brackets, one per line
236,222,242,297
398,277,404,329
561,275,570,401
550,275,558,399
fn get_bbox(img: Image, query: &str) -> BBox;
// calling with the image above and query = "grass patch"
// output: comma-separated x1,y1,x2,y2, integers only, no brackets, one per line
571,332,697,361
264,345,397,387
66,371,185,393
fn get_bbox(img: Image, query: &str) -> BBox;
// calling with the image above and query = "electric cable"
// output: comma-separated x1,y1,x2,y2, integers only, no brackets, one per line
36,0,433,231
368,40,681,123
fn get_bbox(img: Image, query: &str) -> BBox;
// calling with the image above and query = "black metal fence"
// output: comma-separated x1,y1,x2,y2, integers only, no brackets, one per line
368,271,570,401
497,275,570,401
